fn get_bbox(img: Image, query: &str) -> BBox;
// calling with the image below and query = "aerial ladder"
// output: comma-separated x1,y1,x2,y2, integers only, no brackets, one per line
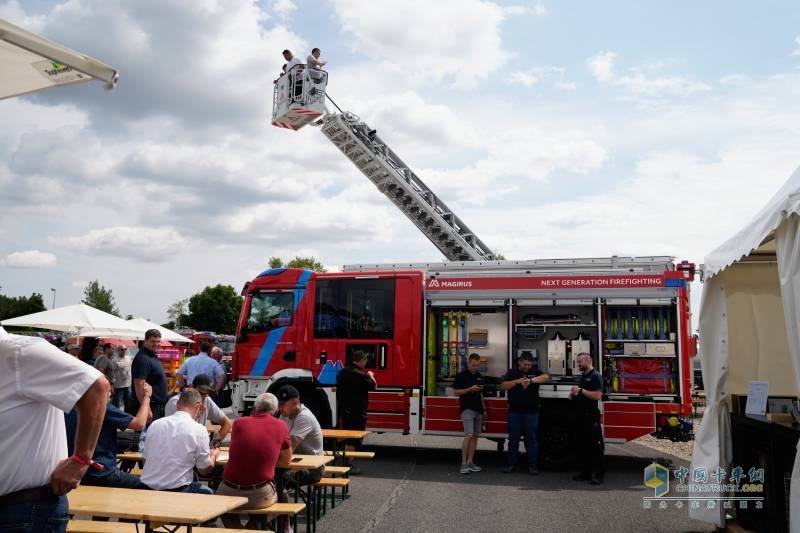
272,65,496,262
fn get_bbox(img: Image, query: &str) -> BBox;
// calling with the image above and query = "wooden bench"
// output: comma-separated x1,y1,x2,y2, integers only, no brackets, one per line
311,478,350,517
323,466,351,476
324,450,375,459
232,502,305,533
68,520,273,533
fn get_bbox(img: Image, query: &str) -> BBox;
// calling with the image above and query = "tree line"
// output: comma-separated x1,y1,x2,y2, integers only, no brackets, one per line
2,256,327,334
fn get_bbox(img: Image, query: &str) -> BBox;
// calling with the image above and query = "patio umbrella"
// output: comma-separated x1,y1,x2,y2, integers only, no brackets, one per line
0,17,118,100
127,318,192,344
1,303,141,337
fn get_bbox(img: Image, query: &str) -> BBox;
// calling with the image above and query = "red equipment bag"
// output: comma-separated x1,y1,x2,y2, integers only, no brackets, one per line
613,358,675,394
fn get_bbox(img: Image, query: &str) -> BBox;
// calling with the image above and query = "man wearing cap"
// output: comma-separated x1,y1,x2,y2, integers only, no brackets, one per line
277,385,324,483
166,374,232,443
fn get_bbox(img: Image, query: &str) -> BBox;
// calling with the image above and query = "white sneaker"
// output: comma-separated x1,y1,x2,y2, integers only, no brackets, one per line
469,463,482,472
459,464,471,475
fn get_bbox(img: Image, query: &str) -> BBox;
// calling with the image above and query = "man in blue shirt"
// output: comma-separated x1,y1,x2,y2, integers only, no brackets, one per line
176,341,225,393
65,383,152,489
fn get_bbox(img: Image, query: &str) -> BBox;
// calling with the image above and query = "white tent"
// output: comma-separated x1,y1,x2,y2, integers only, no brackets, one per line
0,303,142,337
127,318,192,344
690,165,800,528
0,17,118,100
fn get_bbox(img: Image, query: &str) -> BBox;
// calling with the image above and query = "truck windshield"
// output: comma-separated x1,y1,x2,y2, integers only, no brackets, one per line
247,292,294,333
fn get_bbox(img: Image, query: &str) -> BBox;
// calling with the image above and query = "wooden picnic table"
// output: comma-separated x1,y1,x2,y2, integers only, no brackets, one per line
321,429,369,440
321,429,369,465
117,452,332,470
67,485,246,532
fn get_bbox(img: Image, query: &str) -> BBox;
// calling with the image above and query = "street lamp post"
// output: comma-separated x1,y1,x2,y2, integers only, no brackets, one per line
50,288,56,309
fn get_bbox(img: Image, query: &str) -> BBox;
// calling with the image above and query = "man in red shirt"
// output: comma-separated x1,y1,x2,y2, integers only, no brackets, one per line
217,392,291,529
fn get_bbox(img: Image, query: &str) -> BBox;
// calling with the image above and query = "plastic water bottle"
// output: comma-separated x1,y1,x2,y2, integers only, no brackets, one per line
137,428,147,453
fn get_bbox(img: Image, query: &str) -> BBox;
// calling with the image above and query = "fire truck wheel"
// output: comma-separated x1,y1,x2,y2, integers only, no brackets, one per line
539,407,575,468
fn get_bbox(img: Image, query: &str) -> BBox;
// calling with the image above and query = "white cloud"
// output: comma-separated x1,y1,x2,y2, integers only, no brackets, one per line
60,226,194,262
588,51,710,97
510,66,575,90
791,36,800,57
271,0,297,18
505,3,546,16
1,250,57,268
331,0,513,86
509,71,540,87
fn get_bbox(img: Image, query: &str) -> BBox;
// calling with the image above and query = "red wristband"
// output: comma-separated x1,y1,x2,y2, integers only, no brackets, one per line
70,453,92,466
70,453,106,472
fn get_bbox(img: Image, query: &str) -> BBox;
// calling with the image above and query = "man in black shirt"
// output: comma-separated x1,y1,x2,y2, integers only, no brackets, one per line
570,352,604,485
336,350,377,472
500,351,549,474
453,353,486,475
131,329,168,422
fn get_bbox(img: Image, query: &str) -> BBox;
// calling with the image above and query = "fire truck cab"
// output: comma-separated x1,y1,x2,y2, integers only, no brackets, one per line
231,257,696,464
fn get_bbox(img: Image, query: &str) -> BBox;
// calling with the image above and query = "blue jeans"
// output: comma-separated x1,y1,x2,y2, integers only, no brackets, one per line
181,482,213,495
0,490,68,533
112,387,131,409
507,412,539,467
83,469,146,490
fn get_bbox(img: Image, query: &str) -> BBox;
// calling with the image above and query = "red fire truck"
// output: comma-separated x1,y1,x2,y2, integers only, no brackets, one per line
243,70,697,462
231,257,696,463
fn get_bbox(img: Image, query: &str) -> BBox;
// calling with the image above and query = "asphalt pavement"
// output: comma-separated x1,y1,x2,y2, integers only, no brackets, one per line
313,433,717,533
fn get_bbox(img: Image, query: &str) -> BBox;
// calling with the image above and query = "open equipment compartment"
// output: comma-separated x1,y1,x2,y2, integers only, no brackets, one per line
513,299,599,383
428,303,509,395
601,299,679,399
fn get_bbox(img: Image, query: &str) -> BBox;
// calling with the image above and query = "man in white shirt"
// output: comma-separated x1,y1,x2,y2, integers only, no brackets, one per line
165,374,232,443
306,47,327,82
112,345,132,409
0,330,109,532
281,49,305,100
141,388,219,494
282,49,304,73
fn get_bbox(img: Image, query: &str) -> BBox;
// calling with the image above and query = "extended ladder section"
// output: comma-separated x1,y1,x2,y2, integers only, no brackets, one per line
319,111,496,262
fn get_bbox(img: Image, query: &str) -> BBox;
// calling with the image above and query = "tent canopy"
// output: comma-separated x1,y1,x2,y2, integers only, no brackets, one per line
1,303,141,337
704,168,800,279
691,165,800,528
127,318,192,344
0,17,118,100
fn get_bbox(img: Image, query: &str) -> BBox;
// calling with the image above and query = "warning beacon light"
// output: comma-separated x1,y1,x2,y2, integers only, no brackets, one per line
271,64,327,131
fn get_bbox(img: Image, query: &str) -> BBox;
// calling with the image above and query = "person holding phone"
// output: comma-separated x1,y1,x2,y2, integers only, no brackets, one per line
453,353,486,475
500,351,549,475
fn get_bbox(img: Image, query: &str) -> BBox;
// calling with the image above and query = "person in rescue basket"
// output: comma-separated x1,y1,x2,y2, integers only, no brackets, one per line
453,353,486,474
570,352,604,485
500,350,549,475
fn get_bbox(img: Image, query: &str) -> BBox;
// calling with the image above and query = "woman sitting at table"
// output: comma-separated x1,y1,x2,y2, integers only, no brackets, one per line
217,392,292,529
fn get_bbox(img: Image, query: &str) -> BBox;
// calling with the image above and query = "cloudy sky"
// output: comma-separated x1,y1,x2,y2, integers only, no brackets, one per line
1,0,799,325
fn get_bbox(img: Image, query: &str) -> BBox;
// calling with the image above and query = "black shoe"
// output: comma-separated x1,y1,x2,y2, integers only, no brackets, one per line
502,465,515,474
572,474,591,482
528,465,539,476
590,475,603,486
